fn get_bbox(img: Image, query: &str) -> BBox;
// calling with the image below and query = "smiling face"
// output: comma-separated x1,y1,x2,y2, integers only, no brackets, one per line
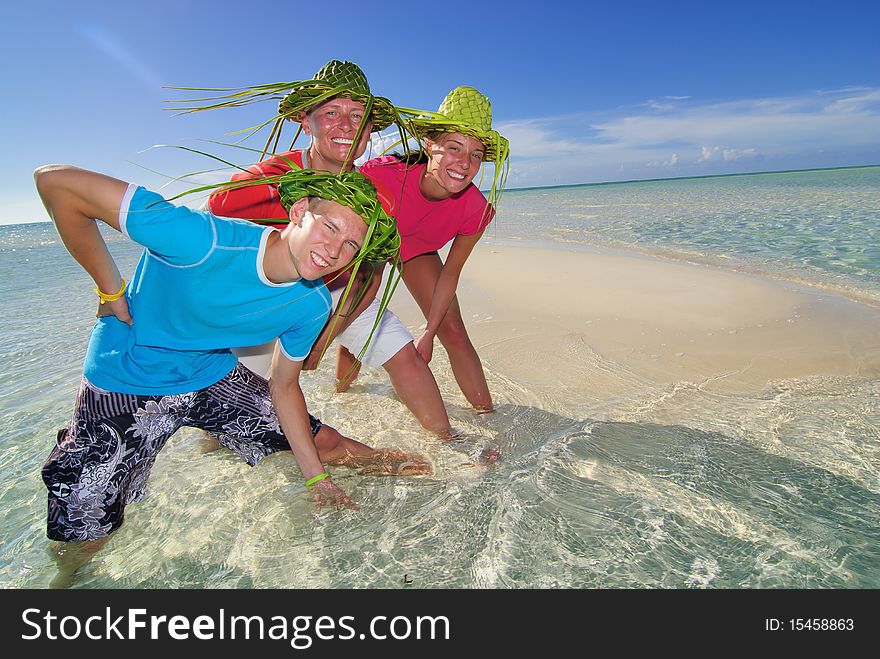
419,132,486,200
281,198,367,281
300,98,374,173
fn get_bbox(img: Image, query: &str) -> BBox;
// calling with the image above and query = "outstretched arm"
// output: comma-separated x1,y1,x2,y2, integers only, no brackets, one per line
34,165,133,324
414,231,483,363
269,346,357,508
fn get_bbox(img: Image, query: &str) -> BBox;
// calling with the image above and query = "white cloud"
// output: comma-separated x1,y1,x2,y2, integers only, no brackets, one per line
642,96,691,111
824,89,880,114
698,146,760,162
494,121,583,158
494,88,880,186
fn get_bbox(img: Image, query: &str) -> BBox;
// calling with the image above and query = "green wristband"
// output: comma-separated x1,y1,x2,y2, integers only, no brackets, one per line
305,473,329,488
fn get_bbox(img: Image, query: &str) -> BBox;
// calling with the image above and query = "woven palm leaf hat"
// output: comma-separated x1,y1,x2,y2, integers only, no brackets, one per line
244,168,401,362
404,86,510,205
277,60,397,132
169,60,405,164
170,167,399,263
274,167,403,363
276,168,400,263
269,60,400,165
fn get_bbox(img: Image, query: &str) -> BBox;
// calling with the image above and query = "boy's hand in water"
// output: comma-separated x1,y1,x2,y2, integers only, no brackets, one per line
353,449,433,476
331,449,433,476
311,478,358,509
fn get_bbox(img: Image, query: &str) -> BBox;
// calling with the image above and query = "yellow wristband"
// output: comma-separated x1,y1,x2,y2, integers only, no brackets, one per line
305,473,329,488
95,279,126,305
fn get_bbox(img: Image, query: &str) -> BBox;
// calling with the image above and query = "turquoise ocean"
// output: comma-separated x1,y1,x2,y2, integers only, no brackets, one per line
1,166,877,588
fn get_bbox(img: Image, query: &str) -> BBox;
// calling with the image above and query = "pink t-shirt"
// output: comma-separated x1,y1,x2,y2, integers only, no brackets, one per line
360,156,494,262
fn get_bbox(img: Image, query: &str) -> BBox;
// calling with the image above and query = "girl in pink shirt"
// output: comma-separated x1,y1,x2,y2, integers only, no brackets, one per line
338,86,510,415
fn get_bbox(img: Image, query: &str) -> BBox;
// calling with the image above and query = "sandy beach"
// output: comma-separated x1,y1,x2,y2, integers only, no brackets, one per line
389,241,880,409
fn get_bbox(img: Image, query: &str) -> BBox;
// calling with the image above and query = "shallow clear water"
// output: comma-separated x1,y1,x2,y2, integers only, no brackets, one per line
0,167,878,588
493,166,880,305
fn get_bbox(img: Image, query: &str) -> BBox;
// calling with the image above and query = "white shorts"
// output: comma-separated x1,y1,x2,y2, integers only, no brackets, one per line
232,289,413,376
331,288,413,367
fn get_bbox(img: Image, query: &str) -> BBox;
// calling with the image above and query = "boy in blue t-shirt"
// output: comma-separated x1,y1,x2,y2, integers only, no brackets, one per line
34,164,427,582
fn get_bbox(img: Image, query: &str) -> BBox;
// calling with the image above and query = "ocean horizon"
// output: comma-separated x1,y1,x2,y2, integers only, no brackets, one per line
9,163,877,226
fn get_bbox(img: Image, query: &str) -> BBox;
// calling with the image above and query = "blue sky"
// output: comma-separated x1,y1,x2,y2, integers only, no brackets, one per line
3,0,878,224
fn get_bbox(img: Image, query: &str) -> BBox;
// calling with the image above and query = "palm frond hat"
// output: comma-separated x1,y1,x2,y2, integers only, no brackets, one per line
276,168,399,263
166,167,399,264
169,60,404,164
404,86,510,205
277,59,397,132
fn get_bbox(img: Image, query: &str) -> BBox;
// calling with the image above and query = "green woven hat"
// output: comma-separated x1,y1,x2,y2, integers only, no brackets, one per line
277,60,397,132
405,86,509,163
275,167,403,364
276,168,400,263
166,60,404,159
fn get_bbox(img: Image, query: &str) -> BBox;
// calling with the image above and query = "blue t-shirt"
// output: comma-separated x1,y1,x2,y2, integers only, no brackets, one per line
83,185,331,395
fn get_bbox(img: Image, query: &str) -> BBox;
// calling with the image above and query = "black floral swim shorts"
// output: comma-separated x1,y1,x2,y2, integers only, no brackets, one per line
43,364,323,541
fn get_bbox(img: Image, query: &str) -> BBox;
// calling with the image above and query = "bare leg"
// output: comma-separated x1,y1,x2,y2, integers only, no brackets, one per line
335,345,362,392
314,425,432,476
48,535,112,589
402,254,493,412
383,343,452,436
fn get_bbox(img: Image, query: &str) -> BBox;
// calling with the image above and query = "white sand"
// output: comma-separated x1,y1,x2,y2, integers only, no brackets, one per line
388,243,880,404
